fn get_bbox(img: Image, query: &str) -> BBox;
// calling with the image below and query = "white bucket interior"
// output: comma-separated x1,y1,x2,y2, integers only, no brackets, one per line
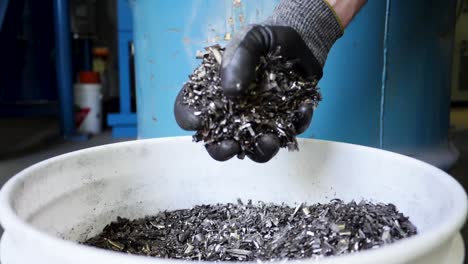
1,137,466,264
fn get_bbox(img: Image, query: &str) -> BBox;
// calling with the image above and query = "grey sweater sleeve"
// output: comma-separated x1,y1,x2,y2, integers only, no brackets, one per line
266,0,344,67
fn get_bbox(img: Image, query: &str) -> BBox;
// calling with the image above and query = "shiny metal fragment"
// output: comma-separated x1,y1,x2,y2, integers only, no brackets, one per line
84,200,417,261
180,45,321,157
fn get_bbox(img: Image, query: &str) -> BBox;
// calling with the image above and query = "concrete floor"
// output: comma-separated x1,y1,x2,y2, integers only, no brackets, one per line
0,121,130,238
0,117,467,261
0,129,129,188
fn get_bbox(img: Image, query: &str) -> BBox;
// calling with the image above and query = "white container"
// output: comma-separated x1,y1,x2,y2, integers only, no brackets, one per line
0,138,466,264
74,83,102,135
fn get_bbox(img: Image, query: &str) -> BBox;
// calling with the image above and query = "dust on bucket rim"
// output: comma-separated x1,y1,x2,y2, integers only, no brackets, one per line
0,137,466,264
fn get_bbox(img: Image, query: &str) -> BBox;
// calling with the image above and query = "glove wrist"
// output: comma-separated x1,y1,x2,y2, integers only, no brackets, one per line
322,0,345,30
266,0,343,67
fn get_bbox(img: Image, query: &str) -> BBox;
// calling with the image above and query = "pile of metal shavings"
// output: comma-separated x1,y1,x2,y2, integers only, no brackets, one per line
83,199,417,261
182,45,321,158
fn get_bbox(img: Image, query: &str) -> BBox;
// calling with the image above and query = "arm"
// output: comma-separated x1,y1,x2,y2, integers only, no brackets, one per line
175,0,367,162
326,0,367,28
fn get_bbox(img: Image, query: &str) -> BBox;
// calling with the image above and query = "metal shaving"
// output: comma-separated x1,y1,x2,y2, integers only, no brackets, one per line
83,199,417,261
182,45,321,157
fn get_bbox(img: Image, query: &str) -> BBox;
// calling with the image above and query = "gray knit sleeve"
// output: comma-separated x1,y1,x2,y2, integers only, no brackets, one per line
266,0,344,66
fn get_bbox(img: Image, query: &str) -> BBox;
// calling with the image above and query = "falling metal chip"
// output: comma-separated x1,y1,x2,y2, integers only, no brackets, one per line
209,47,223,64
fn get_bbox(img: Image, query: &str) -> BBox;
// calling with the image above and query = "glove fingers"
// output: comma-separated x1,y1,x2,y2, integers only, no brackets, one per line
247,134,281,163
270,26,323,80
221,26,269,97
174,85,203,131
221,25,322,99
220,46,258,97
292,103,314,135
205,139,241,161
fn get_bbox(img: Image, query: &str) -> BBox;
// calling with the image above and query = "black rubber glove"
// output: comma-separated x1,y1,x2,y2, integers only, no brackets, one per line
175,0,343,162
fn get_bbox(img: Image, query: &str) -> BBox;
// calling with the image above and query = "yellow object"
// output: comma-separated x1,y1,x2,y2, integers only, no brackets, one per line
451,108,468,131
92,47,109,74
93,58,106,74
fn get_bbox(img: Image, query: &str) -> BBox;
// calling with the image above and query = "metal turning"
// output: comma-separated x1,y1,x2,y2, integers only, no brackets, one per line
182,45,321,157
84,199,417,261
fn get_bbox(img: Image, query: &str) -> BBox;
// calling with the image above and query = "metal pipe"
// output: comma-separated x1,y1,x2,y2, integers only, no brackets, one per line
83,39,92,71
53,0,75,138
379,0,391,149
0,0,8,30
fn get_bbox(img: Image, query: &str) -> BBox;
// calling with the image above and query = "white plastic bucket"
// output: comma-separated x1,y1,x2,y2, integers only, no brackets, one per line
74,83,102,135
0,138,466,264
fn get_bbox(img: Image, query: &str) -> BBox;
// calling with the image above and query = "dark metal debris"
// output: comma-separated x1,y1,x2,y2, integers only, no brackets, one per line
181,45,322,158
84,199,417,261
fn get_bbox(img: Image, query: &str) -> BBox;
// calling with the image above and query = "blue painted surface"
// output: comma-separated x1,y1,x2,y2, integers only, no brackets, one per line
108,113,137,126
107,0,137,138
132,0,456,160
311,1,386,147
112,126,138,138
117,31,133,114
382,0,457,156
133,0,278,138
118,0,133,31
53,0,75,138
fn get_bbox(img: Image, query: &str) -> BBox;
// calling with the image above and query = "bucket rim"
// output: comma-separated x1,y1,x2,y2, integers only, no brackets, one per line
0,137,466,263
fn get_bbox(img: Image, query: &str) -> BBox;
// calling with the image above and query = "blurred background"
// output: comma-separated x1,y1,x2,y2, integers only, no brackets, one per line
0,0,133,189
0,0,467,202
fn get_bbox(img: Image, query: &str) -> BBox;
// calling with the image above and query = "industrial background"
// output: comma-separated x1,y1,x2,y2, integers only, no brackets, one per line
0,0,468,255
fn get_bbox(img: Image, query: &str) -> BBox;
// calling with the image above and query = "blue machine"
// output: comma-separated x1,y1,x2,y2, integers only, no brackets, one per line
0,0,8,29
53,0,76,138
131,0,458,168
107,0,137,138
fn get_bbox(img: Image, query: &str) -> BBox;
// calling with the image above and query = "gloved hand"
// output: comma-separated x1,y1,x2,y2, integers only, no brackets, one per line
175,0,343,162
